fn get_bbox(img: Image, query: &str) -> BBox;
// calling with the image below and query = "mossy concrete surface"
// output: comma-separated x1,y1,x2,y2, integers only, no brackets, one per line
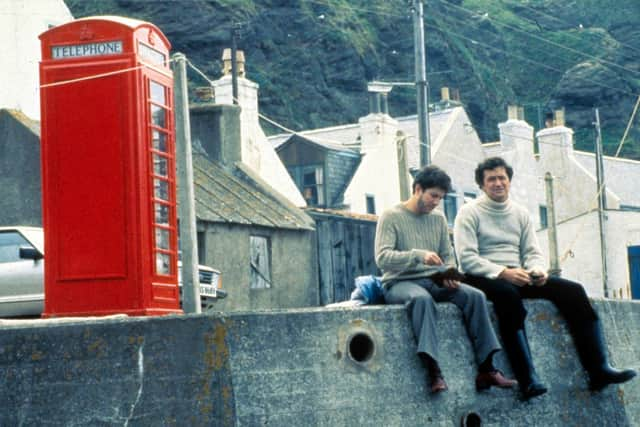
0,300,638,426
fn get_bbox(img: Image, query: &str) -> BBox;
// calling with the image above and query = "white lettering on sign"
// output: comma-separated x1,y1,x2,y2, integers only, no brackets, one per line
51,41,124,59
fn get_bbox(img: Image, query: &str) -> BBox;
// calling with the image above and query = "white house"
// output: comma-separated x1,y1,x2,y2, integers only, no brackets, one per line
0,0,73,120
270,88,640,300
212,50,306,207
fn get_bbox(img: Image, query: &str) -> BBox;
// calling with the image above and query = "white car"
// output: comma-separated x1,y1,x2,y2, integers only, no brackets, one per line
0,226,44,317
0,226,224,317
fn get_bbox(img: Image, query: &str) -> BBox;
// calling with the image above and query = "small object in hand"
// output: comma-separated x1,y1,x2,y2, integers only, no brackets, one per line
431,266,466,282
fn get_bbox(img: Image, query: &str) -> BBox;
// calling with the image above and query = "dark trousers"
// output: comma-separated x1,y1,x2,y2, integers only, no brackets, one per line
463,275,598,337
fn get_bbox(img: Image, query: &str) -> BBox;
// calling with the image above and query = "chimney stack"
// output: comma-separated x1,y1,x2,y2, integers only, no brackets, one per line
222,48,246,77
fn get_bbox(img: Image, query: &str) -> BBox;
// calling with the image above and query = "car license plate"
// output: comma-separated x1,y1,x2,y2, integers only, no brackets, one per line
200,284,216,297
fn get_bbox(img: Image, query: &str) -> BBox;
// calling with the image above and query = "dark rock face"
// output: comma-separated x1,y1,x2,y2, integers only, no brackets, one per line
65,0,640,158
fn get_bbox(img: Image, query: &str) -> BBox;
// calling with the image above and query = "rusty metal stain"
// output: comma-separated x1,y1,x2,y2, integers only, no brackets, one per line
31,351,44,361
197,321,234,422
128,335,144,345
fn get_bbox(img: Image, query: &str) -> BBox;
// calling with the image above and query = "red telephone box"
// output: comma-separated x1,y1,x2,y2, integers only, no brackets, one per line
39,16,181,316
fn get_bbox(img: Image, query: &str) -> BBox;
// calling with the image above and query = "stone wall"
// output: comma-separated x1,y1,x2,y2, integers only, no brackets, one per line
1,300,638,426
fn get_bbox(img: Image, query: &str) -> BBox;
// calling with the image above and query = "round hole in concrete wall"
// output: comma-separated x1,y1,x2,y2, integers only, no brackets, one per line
460,412,482,427
347,332,375,363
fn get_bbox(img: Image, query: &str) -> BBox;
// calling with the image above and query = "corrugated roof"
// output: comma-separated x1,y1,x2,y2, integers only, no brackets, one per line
193,154,315,230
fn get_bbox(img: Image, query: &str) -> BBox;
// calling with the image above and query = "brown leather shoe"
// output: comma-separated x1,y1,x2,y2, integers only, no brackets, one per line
475,370,517,390
431,375,448,393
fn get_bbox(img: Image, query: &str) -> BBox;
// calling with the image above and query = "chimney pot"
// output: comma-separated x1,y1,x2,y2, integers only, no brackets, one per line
441,87,450,101
554,108,565,127
222,48,246,77
507,105,519,120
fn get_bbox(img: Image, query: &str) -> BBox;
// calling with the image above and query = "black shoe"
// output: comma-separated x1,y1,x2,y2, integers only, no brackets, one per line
502,328,548,400
572,320,638,391
521,381,548,400
589,367,637,391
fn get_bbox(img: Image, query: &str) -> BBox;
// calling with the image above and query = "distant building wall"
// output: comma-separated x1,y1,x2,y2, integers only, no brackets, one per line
0,0,72,119
0,110,42,226
1,300,639,426
344,114,402,214
198,222,319,311
537,210,640,298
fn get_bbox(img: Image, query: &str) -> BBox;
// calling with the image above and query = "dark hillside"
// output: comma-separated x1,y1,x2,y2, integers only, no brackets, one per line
66,0,640,159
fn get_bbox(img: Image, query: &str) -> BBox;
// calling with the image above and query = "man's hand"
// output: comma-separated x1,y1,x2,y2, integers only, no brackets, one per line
442,279,459,289
528,268,548,287
422,251,443,266
498,267,532,287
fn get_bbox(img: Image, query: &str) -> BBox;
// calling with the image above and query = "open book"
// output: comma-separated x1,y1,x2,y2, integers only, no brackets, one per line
429,265,466,282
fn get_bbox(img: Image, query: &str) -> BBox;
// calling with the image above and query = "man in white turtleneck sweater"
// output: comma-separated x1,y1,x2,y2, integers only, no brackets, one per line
454,157,636,400
375,165,516,395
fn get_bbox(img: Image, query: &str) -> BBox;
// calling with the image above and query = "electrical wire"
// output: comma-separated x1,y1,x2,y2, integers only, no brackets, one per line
497,0,640,58
438,0,640,79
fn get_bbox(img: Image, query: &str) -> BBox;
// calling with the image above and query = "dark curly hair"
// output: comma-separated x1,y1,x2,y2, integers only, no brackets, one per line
475,157,513,187
413,165,452,193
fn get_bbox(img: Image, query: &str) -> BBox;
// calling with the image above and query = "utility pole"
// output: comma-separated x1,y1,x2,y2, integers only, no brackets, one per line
411,0,431,166
594,108,609,297
172,52,201,313
544,173,561,277
230,23,241,105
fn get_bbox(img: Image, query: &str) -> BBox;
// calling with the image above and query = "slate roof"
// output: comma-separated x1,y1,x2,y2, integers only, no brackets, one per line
268,108,458,171
193,153,315,230
0,109,40,135
276,133,360,154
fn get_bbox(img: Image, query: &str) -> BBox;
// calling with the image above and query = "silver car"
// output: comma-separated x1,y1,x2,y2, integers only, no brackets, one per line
0,226,44,317
0,226,224,317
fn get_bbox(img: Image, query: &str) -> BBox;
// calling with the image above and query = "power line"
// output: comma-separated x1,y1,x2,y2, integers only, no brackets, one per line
438,0,640,79
427,20,639,98
497,0,640,58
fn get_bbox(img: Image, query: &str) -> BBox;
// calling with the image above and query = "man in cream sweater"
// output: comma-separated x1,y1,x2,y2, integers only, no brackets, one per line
375,165,515,394
454,157,636,400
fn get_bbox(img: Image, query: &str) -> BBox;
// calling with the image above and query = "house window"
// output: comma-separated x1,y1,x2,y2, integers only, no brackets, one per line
463,192,477,203
301,166,324,206
444,193,458,226
366,194,376,214
250,235,271,289
539,206,548,229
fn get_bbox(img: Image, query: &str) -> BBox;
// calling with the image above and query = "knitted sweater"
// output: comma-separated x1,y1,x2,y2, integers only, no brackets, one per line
375,204,455,286
453,195,546,279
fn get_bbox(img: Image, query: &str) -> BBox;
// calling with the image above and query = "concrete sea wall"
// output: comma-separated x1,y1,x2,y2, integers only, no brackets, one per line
1,300,639,426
